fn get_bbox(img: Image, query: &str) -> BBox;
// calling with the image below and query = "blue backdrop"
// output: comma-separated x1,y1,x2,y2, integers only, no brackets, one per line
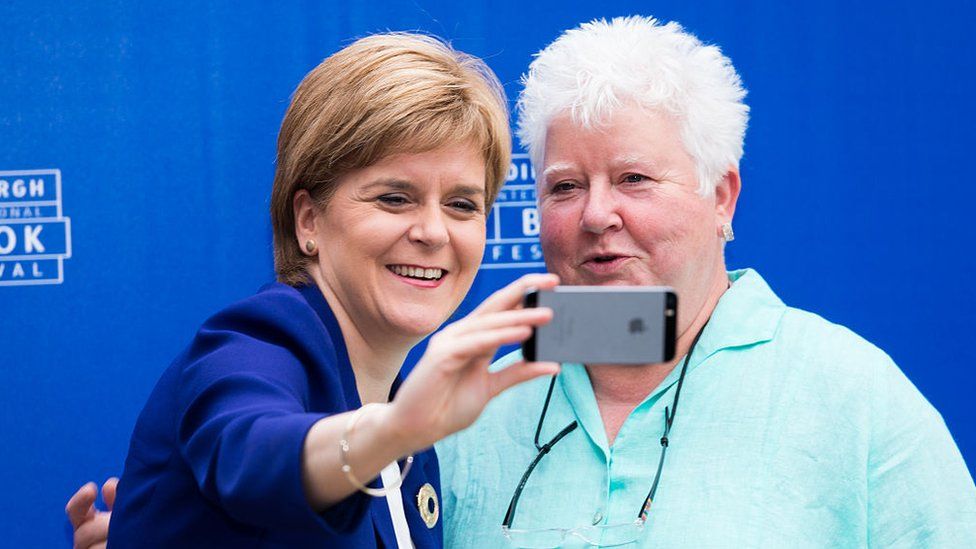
1,1,973,546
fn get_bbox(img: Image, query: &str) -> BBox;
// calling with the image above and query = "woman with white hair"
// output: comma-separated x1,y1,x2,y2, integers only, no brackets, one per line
438,16,976,548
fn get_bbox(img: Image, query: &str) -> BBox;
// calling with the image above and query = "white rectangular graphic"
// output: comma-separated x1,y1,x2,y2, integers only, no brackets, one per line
482,154,544,269
0,169,72,286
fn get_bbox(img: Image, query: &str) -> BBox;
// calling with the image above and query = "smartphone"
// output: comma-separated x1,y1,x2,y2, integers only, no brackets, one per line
522,286,677,364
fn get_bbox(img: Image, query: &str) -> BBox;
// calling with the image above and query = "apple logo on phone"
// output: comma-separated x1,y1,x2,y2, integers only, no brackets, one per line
628,318,646,334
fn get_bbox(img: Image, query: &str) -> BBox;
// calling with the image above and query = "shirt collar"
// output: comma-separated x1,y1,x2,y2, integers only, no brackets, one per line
693,268,786,361
556,269,786,452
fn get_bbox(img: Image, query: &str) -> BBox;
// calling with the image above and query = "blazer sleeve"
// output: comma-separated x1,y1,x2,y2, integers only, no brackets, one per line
174,300,370,534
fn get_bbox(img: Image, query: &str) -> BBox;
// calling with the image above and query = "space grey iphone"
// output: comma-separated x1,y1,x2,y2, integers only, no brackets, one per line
523,286,677,364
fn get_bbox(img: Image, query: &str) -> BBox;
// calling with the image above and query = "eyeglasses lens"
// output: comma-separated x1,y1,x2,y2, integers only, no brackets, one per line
503,520,643,548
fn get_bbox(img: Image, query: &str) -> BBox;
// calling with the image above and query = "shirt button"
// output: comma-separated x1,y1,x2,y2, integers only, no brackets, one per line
592,511,604,525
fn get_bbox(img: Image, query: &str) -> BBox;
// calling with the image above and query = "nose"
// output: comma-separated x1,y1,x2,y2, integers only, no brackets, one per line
579,182,623,235
408,204,450,249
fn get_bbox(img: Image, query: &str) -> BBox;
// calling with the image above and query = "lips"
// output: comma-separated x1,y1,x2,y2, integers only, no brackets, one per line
587,254,623,263
581,251,632,264
579,253,633,274
386,264,447,281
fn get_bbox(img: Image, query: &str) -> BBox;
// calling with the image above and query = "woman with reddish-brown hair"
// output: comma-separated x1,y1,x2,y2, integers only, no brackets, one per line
70,33,557,548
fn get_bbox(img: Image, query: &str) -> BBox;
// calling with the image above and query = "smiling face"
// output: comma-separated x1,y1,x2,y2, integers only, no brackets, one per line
538,104,737,333
305,142,487,342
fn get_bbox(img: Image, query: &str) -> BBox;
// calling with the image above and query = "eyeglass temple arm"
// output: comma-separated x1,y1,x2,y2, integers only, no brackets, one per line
638,435,669,521
502,420,578,528
636,318,709,521
534,375,559,450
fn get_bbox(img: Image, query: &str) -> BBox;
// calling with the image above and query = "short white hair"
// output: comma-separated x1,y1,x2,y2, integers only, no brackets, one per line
516,16,749,194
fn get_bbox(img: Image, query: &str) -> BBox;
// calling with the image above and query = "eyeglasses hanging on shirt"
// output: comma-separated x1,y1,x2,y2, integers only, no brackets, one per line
500,320,709,548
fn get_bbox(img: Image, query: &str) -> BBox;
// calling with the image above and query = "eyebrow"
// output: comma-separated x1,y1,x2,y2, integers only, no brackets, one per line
616,154,649,165
541,162,575,179
451,184,484,198
362,178,417,193
613,154,659,168
362,178,485,199
541,156,662,182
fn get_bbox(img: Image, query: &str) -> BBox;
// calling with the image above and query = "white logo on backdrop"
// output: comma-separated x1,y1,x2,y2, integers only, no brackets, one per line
0,169,72,286
482,154,544,269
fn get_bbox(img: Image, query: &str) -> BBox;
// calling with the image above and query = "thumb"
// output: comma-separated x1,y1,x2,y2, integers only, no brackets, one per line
488,361,560,398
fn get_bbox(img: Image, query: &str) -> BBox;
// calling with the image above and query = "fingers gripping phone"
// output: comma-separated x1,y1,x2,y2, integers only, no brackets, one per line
522,286,677,364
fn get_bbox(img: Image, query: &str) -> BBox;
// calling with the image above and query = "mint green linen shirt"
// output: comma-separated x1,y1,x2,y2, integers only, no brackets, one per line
437,269,976,548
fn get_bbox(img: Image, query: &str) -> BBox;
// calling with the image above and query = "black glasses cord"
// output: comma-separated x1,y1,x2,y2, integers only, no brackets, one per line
502,318,710,529
502,376,579,527
639,318,708,520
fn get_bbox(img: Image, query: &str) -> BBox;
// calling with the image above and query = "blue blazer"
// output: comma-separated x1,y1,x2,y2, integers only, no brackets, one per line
109,283,442,548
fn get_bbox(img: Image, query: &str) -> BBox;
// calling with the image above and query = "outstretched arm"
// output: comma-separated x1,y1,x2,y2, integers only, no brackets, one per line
301,273,561,509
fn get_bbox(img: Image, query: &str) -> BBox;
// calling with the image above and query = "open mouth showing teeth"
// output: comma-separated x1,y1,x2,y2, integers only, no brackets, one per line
387,265,446,280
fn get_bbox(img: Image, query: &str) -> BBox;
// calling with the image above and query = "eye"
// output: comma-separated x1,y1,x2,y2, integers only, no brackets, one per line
550,181,579,194
377,194,410,207
447,198,480,213
622,173,648,183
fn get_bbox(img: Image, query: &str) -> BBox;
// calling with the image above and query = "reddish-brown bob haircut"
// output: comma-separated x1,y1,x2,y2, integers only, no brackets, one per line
270,33,511,286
